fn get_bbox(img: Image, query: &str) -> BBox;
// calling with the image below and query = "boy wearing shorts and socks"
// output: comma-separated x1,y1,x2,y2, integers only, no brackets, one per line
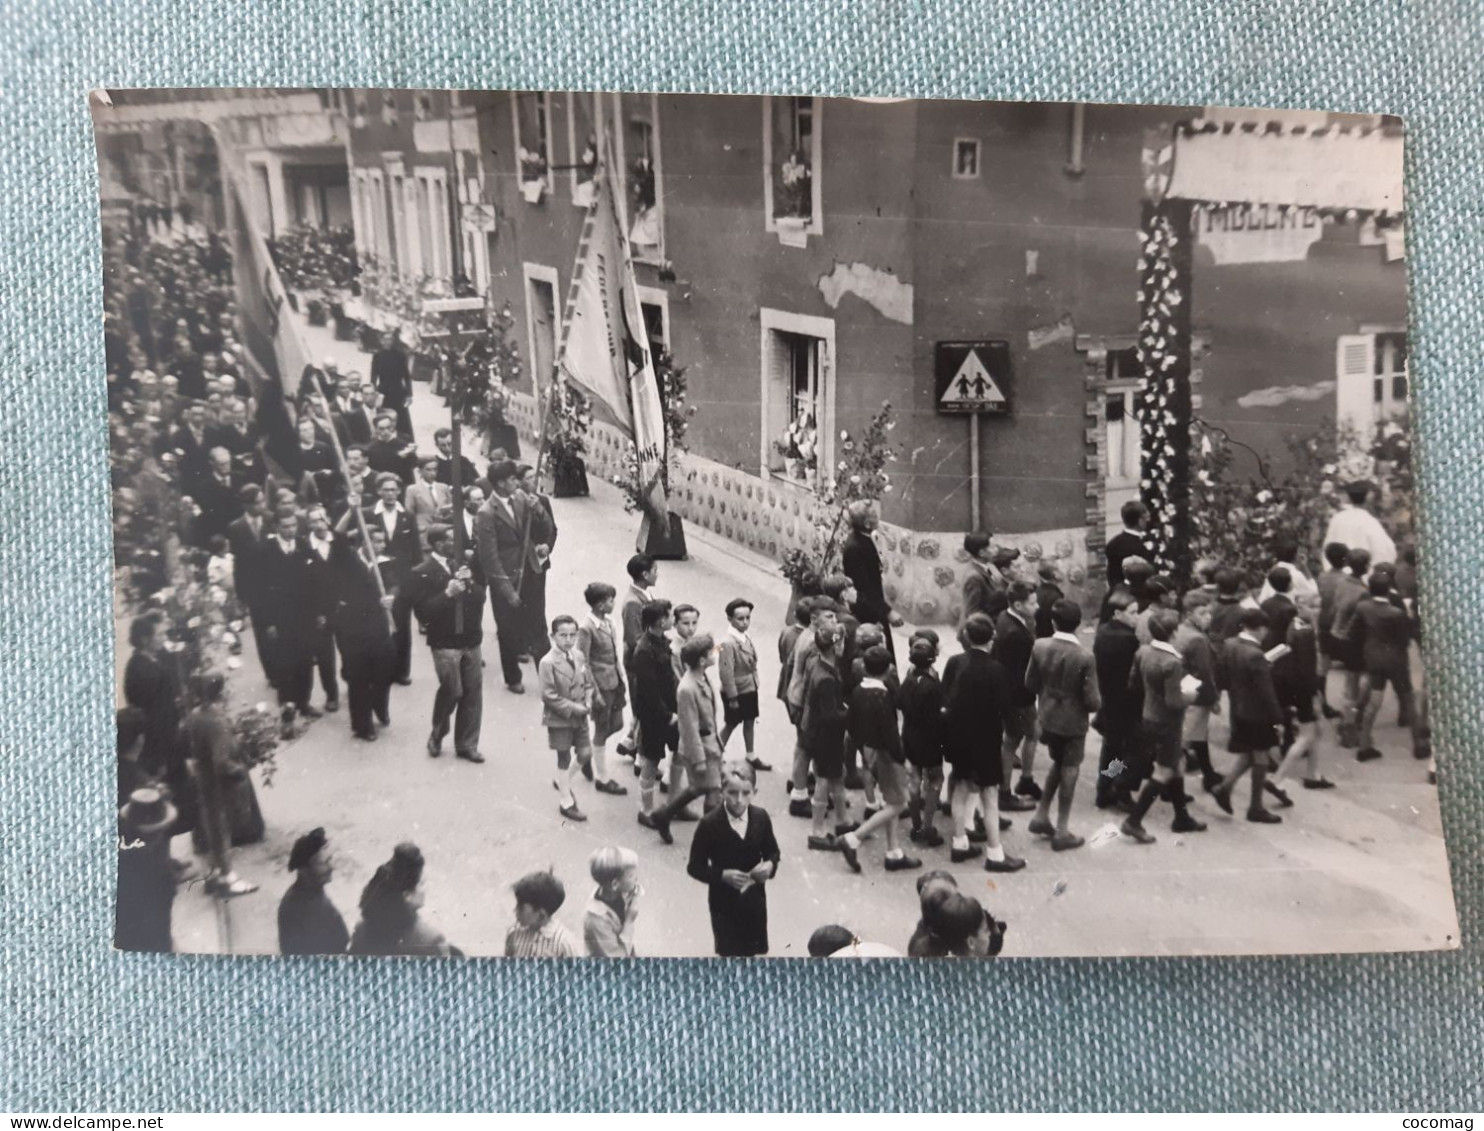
1024,599,1101,851
943,614,1025,872
1174,590,1222,793
1349,572,1420,761
718,597,767,770
666,604,703,810
900,636,946,847
538,614,596,822
576,583,629,797
1121,608,1206,843
632,600,681,835
786,598,840,818
641,634,725,844
839,646,921,873
801,622,852,853
1212,607,1285,824
992,582,1041,809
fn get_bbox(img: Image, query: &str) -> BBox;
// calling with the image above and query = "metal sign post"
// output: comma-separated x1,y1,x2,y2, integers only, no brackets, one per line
934,339,1013,534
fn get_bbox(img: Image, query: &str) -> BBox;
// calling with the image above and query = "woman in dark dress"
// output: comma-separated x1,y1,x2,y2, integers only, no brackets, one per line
686,761,781,957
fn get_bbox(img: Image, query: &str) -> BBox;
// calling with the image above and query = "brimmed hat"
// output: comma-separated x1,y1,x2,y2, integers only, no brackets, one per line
991,546,1021,568
119,787,176,836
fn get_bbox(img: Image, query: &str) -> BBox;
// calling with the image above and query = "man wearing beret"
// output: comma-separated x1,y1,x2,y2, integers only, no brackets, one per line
277,827,350,956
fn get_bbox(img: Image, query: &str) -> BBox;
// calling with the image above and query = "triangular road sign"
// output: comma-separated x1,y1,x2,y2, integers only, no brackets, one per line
939,349,1007,407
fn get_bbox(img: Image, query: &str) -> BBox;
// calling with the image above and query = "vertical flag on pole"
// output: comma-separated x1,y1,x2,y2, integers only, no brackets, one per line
558,132,669,527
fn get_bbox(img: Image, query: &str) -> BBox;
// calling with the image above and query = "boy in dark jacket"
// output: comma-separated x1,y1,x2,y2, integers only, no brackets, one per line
802,622,852,852
1093,590,1143,810
1121,608,1205,843
900,636,946,847
837,647,920,873
1024,599,1101,851
1207,567,1248,645
991,582,1041,809
1212,607,1285,823
944,614,1025,873
1350,573,1419,761
633,600,681,836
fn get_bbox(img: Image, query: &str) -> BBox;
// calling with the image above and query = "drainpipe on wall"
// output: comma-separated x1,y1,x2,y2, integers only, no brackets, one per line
1066,102,1086,178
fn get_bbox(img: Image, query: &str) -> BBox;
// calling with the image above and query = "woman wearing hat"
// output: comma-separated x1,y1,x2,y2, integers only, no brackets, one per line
348,843,459,957
115,787,178,952
277,828,349,956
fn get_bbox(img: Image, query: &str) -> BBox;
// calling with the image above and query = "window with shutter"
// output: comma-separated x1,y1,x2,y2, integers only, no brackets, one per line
762,96,823,238
759,308,836,486
1335,333,1377,473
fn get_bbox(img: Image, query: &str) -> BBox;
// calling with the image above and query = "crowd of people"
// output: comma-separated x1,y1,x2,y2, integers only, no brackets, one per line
109,216,1427,961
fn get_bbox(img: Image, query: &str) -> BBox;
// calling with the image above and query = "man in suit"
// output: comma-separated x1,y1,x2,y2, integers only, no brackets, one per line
299,505,343,714
473,459,549,694
227,485,272,675
991,582,1040,812
1102,500,1151,621
363,472,421,684
168,400,214,494
433,426,479,490
1023,599,1101,851
207,399,263,484
685,761,781,957
333,532,396,742
517,463,557,661
406,456,453,553
941,613,1024,873
840,500,900,665
333,383,378,449
258,509,321,719
401,524,487,763
192,447,243,546
961,531,1010,627
366,413,417,486
370,330,414,438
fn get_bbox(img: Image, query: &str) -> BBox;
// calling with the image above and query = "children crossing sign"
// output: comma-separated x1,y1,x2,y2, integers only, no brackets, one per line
935,340,1013,415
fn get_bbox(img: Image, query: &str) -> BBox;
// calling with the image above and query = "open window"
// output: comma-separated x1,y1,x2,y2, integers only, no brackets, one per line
1337,330,1408,468
511,92,553,203
764,96,822,241
953,138,981,179
760,308,835,487
611,93,664,261
567,92,602,208
1102,348,1142,539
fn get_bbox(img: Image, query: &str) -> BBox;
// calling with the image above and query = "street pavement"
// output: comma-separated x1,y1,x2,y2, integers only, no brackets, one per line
165,323,1461,959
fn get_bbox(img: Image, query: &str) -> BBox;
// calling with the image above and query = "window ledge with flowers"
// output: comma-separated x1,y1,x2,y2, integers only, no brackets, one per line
771,408,819,488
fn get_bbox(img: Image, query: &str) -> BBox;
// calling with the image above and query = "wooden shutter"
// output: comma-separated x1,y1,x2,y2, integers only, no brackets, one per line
764,328,792,471
817,335,834,476
1335,333,1376,475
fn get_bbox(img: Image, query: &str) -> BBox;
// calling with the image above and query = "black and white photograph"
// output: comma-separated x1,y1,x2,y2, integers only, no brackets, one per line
97,88,1458,958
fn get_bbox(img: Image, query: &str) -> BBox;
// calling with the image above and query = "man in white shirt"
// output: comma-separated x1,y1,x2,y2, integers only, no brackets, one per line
1323,482,1397,570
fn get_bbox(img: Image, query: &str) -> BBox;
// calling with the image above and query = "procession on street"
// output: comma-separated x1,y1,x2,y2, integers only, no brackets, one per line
99,88,1458,959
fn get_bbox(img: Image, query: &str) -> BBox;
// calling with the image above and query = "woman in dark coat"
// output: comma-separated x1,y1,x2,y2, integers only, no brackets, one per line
686,762,781,957
348,843,460,958
115,787,177,953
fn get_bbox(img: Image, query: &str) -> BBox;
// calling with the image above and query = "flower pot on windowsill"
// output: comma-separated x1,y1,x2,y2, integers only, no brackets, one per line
638,510,688,561
783,456,803,481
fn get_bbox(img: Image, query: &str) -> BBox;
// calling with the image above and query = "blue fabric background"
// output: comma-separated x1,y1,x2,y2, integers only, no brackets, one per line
1,0,1480,1112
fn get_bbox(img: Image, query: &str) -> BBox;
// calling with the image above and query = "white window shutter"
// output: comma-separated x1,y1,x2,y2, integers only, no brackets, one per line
818,336,834,476
1335,333,1376,475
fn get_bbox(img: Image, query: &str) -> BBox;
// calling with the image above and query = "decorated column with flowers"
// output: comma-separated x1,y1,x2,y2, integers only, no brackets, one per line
1134,186,1196,582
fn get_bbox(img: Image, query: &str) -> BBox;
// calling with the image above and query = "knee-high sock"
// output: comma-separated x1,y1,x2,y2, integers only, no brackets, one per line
1129,779,1164,824
1165,773,1190,816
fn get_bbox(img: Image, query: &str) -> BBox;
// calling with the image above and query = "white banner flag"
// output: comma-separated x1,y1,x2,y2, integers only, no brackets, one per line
559,136,668,521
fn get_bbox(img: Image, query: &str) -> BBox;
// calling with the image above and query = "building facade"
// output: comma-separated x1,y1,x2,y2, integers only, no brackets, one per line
342,93,1407,622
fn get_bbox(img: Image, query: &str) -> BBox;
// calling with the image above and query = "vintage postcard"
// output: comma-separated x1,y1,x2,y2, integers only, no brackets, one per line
96,88,1457,958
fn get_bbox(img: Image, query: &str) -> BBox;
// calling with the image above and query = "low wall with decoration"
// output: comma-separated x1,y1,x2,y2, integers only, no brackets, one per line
506,392,1092,625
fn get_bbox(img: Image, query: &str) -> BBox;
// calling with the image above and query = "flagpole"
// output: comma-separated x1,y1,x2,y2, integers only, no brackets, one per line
311,373,394,632
515,136,609,594
603,128,670,537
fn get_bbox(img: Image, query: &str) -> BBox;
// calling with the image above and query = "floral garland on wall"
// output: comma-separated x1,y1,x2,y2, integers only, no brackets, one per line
1134,200,1194,580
